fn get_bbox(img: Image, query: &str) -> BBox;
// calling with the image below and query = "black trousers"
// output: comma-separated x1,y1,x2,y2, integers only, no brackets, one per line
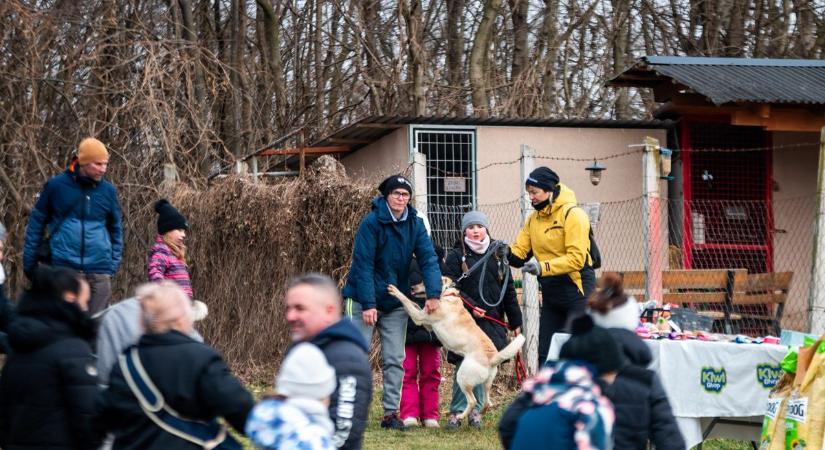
537,268,595,366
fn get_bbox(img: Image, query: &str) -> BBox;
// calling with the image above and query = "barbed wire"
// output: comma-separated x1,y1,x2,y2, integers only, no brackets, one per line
391,140,821,179
679,141,820,153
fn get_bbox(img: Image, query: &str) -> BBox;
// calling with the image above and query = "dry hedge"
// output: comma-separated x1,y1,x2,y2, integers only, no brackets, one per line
167,158,373,380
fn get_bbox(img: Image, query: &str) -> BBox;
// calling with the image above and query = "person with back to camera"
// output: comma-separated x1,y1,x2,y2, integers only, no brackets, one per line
498,315,620,450
0,266,101,450
587,272,685,450
442,210,523,429
246,342,337,450
506,166,596,365
399,241,445,429
95,281,253,449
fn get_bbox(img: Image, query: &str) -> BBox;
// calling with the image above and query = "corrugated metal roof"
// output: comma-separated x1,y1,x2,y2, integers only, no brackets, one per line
610,56,825,105
314,115,673,151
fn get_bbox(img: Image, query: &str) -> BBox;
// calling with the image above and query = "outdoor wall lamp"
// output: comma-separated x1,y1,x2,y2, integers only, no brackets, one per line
585,159,606,186
659,147,673,180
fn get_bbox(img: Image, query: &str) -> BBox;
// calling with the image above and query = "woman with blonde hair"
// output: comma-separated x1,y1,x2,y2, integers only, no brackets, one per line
147,199,192,298
96,281,253,449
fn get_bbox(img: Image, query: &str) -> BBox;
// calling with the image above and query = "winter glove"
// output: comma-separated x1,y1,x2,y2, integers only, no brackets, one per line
522,260,541,276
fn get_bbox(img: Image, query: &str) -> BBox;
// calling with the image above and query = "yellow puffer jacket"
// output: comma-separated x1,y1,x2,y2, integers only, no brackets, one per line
511,183,592,294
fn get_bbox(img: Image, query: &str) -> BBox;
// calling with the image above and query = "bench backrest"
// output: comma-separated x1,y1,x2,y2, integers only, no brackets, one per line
731,272,793,306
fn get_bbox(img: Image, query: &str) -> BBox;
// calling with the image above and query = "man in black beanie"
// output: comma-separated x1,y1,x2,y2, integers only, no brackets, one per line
506,165,597,366
342,174,442,430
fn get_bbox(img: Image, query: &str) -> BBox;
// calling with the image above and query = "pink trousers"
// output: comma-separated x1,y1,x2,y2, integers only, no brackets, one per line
400,343,441,420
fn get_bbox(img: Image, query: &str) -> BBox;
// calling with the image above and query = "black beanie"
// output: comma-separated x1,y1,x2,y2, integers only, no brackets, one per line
559,315,625,375
155,199,188,235
378,175,413,197
525,167,560,192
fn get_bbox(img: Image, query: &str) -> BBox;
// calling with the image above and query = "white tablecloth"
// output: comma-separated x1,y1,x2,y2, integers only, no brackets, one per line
548,334,787,449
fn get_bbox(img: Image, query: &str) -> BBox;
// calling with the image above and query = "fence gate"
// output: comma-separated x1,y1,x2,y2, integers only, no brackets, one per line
413,128,476,249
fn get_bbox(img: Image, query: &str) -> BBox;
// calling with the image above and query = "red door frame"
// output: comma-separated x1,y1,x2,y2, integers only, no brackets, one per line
679,115,774,272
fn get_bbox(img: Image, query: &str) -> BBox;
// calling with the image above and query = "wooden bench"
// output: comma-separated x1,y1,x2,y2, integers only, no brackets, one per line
617,269,791,336
730,272,793,337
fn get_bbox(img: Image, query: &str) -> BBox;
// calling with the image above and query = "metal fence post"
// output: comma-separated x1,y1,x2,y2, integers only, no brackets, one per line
520,144,540,374
809,128,825,335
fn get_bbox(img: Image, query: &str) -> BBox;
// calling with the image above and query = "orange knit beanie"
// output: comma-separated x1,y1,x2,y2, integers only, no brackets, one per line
77,138,109,165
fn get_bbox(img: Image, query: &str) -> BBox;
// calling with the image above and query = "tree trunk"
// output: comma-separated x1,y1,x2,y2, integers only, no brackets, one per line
359,1,384,115
445,0,465,116
400,0,426,115
611,0,631,118
469,0,502,118
724,0,747,56
256,0,287,127
792,0,816,57
509,0,529,83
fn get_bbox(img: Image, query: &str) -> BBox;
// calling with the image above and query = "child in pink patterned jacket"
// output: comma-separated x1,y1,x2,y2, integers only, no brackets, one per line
147,199,193,298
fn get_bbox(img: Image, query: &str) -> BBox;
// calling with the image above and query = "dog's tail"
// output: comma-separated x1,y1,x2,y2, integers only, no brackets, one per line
490,334,526,366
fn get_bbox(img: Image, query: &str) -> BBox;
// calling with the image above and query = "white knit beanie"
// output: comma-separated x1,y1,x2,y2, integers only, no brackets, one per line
276,343,336,400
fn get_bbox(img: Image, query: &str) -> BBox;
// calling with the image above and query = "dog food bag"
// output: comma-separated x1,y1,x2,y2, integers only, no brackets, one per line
784,338,825,450
761,349,798,450
760,374,793,450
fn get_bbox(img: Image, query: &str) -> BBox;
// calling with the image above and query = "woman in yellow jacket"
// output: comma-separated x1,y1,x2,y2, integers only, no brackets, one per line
507,167,596,365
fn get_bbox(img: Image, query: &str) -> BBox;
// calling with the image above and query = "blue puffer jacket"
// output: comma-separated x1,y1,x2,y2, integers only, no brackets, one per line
23,163,123,274
342,197,441,311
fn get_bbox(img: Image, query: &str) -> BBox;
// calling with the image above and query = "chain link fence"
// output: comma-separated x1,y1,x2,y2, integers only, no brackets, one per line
428,192,818,339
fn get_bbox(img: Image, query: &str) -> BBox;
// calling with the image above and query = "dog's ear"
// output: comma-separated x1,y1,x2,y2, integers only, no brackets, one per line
441,276,455,292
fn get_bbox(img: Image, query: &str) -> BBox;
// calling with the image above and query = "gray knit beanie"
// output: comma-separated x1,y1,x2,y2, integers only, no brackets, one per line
461,211,490,231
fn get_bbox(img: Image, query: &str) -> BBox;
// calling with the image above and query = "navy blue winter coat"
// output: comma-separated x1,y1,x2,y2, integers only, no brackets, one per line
23,163,123,274
310,319,373,450
342,197,441,312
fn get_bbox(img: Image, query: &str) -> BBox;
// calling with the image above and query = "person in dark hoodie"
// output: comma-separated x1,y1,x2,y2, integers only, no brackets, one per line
0,265,100,450
342,174,442,430
286,273,373,449
587,273,685,450
443,211,523,428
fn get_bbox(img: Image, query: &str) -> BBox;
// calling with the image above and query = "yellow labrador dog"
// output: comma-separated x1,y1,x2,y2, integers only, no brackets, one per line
388,279,525,420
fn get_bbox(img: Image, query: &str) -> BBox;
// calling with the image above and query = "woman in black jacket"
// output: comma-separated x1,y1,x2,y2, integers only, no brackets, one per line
0,266,100,450
96,281,253,450
588,273,685,450
443,211,522,428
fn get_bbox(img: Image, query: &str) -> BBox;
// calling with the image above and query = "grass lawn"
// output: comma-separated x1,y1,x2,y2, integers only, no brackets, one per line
359,388,753,450
241,379,755,450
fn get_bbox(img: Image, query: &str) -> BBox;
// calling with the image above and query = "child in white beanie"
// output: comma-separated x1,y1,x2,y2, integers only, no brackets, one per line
246,342,337,450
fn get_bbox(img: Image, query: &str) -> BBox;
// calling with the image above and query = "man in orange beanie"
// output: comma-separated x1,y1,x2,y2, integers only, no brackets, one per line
22,137,123,315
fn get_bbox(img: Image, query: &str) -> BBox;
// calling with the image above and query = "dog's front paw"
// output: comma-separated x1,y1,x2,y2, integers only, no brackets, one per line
387,284,401,297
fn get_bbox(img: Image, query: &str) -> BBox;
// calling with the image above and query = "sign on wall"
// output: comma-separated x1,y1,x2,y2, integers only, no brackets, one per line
444,177,466,193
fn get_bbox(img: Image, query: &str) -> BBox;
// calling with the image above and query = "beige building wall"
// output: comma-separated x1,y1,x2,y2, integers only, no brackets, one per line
771,131,819,331
475,126,667,274
340,128,409,185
